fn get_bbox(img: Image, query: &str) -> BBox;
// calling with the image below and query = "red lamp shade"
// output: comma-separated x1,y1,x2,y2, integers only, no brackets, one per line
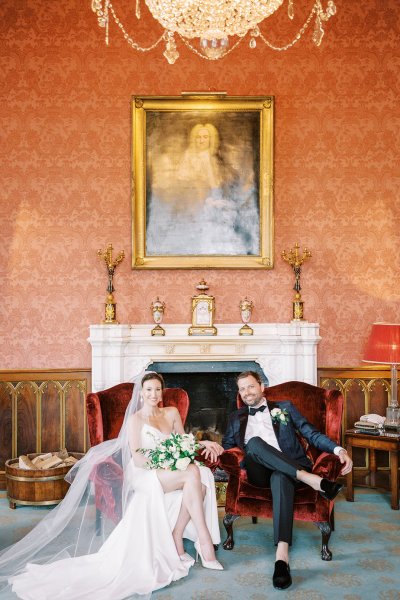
363,323,400,365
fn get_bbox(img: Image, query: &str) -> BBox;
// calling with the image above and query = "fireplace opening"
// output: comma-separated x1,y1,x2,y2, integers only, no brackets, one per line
152,361,268,441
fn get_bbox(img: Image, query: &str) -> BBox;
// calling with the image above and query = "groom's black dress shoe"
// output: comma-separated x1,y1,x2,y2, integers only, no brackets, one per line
272,560,292,590
319,478,343,501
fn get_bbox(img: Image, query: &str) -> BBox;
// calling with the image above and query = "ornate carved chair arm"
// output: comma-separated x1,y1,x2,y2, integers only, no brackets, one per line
219,448,245,477
195,450,219,471
312,452,342,480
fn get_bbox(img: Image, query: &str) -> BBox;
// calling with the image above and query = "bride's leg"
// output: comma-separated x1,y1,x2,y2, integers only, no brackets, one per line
172,485,206,554
157,466,216,561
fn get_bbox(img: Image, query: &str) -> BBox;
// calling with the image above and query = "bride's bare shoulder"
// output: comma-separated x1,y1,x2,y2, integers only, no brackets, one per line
128,411,145,429
161,406,182,429
161,405,179,418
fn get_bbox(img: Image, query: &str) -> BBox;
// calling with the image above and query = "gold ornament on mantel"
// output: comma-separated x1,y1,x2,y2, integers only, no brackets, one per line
188,279,217,336
281,243,312,321
239,297,254,336
150,297,166,336
97,243,125,324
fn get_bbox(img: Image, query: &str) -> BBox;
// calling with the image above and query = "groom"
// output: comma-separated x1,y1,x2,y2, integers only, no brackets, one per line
222,371,352,590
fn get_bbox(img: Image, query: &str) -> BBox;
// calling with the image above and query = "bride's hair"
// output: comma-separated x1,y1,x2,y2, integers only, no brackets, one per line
141,371,165,388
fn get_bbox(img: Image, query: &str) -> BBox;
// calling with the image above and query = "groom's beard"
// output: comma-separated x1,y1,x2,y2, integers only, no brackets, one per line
241,393,264,407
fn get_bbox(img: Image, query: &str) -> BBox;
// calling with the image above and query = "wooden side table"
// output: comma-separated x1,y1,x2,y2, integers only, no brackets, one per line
345,429,400,510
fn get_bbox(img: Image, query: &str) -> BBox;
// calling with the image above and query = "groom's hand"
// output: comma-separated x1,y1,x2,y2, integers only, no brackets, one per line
338,449,353,475
200,441,224,462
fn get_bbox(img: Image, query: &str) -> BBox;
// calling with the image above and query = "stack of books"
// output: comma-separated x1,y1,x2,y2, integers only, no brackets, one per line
354,414,385,435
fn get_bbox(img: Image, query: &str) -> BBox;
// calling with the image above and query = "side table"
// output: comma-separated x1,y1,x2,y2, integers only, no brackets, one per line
345,429,400,510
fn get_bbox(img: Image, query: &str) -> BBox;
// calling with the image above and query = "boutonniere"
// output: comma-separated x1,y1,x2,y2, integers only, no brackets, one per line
270,407,289,426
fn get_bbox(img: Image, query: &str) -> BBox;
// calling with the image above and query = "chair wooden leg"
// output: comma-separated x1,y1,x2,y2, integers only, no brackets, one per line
222,513,240,550
316,521,332,561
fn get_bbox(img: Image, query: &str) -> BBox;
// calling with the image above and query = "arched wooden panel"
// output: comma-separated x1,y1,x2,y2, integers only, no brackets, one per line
0,370,91,489
16,382,38,457
0,382,13,474
319,367,396,474
64,380,87,452
40,381,63,453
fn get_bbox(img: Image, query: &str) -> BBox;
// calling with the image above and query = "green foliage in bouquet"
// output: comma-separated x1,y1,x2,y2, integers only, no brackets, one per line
137,432,201,471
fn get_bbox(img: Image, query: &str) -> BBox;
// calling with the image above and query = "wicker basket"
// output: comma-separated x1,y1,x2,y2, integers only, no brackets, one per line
5,452,84,509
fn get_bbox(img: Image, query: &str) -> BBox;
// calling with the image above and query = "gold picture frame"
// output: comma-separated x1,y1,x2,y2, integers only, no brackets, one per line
132,95,274,269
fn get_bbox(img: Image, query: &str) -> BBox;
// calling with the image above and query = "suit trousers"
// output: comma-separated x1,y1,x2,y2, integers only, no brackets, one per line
244,436,310,546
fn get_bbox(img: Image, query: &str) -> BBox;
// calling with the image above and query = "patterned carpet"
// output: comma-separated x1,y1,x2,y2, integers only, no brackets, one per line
0,488,399,600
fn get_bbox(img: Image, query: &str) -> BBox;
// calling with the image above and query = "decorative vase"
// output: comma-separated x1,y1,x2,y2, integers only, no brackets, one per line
239,297,254,336
151,298,166,336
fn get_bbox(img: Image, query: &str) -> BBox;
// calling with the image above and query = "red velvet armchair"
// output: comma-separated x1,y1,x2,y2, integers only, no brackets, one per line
86,382,189,529
219,381,344,560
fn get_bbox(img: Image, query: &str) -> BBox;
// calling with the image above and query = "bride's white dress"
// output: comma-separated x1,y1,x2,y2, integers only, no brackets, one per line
9,425,221,600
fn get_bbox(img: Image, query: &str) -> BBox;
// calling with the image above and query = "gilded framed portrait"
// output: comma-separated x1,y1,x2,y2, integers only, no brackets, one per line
131,95,274,269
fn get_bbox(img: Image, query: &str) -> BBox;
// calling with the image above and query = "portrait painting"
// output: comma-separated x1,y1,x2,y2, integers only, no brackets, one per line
132,96,274,269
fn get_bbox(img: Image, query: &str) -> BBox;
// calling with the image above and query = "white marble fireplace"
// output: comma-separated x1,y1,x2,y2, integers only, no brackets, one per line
89,322,321,393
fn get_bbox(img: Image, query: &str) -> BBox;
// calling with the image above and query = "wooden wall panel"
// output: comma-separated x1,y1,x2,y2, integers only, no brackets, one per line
319,366,396,472
0,383,13,471
40,381,63,453
0,370,91,488
16,382,37,458
65,381,87,453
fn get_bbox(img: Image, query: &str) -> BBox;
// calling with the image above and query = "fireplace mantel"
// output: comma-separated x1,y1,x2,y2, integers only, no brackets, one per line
89,323,321,392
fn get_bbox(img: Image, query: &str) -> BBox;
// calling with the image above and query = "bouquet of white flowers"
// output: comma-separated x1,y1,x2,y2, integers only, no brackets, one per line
137,432,201,471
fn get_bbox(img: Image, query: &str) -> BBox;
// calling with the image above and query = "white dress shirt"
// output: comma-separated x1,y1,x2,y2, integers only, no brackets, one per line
244,400,345,457
244,401,282,451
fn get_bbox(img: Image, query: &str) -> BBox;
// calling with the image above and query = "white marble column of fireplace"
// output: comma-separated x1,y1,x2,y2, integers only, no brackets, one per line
89,323,321,393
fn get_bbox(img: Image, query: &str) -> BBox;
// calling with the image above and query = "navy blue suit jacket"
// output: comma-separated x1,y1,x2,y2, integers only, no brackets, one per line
222,400,337,468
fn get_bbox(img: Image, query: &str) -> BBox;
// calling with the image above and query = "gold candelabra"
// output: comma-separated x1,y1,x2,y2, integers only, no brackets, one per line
281,243,312,321
97,243,125,324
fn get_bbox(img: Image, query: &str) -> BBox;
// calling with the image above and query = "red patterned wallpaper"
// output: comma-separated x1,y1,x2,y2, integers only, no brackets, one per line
1,1,399,369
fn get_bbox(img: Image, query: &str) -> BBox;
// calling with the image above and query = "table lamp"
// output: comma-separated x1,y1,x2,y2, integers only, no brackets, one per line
363,322,400,427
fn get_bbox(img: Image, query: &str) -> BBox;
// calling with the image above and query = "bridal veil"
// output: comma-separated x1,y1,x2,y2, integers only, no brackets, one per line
0,371,152,598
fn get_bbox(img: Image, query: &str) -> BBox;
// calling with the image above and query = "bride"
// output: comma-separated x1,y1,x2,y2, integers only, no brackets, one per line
0,372,224,599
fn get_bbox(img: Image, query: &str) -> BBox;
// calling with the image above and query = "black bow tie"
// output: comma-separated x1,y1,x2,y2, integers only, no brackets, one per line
248,405,267,416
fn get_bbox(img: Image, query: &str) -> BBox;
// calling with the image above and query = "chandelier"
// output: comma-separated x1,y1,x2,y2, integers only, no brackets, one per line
91,0,337,64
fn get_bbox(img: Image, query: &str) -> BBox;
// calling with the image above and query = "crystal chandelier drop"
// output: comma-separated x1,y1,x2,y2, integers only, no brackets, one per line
91,0,337,64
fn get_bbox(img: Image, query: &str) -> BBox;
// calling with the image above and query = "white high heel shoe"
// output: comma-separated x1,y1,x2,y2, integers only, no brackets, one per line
179,552,195,565
194,540,223,570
